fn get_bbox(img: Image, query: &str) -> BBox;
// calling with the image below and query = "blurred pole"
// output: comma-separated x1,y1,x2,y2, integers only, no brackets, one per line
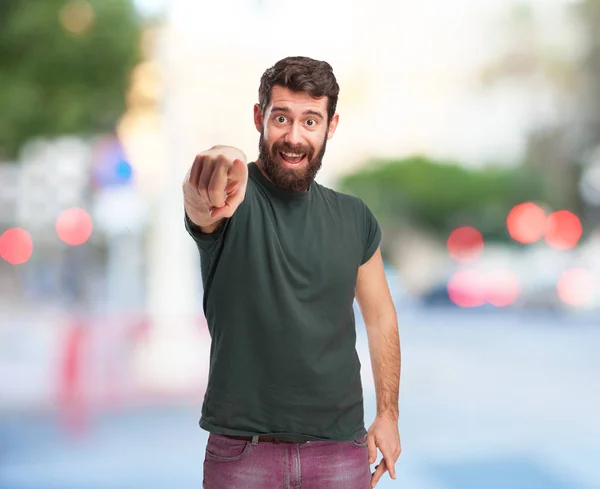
134,24,204,393
57,317,87,438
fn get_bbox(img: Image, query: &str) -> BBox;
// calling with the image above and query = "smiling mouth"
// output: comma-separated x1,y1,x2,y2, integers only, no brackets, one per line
279,151,306,165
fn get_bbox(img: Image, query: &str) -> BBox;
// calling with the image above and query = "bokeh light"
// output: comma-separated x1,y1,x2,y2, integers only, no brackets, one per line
56,208,93,246
545,210,582,250
115,160,133,180
557,268,595,306
506,202,547,244
60,1,95,35
447,269,486,308
446,226,484,263
0,228,33,265
486,268,520,307
91,135,134,188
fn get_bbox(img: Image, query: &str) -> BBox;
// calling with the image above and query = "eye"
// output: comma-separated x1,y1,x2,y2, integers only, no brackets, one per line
306,119,317,127
275,115,287,124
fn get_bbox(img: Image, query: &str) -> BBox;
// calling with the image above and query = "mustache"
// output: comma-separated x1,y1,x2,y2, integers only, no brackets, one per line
272,141,314,158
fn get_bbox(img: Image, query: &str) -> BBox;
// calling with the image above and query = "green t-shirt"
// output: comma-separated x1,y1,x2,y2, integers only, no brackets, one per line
185,162,381,442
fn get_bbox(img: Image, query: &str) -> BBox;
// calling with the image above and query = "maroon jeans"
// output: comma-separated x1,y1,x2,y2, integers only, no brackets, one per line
203,433,371,488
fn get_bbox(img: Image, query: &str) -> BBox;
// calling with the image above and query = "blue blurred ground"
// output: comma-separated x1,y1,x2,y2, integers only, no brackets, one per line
1,308,599,489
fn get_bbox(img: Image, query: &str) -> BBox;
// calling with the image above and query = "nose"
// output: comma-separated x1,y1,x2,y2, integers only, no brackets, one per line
284,121,303,147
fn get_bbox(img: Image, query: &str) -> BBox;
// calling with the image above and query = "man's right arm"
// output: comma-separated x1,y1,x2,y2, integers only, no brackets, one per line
182,145,249,234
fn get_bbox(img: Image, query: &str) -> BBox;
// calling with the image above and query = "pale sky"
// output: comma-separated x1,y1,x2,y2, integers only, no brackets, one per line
132,0,579,170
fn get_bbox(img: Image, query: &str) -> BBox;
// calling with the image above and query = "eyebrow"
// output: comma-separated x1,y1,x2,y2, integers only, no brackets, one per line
271,106,324,119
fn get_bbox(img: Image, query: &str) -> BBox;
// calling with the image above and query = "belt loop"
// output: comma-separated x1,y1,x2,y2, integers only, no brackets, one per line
251,435,259,445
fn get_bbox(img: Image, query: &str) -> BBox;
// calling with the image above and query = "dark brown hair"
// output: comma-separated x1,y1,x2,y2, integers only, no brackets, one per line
258,56,340,122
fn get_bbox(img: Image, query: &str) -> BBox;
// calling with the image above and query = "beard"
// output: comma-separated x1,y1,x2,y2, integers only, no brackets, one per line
258,130,327,193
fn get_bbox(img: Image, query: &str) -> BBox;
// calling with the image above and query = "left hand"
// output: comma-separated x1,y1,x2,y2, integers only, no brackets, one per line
367,414,401,488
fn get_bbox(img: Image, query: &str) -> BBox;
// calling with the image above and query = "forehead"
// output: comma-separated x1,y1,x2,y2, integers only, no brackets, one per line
267,85,327,114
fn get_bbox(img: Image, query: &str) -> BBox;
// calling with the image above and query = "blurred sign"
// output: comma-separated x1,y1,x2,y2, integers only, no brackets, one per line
89,134,147,236
91,135,133,190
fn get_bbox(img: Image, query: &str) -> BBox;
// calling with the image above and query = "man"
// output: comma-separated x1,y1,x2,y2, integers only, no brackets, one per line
183,56,401,489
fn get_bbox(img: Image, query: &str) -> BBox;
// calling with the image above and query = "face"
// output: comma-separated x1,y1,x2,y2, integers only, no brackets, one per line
254,85,339,192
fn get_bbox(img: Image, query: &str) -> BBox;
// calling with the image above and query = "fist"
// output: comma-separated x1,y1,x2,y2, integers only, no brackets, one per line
186,148,248,222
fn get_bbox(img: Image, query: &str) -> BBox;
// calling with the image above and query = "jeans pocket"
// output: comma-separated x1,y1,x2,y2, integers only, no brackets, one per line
350,433,369,448
205,434,251,462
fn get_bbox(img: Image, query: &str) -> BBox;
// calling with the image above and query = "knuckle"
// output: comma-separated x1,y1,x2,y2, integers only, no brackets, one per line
208,187,224,201
208,159,217,169
217,159,231,171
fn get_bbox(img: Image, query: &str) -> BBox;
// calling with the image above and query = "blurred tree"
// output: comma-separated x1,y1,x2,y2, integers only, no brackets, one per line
574,0,600,146
480,1,600,221
0,0,142,161
338,156,548,247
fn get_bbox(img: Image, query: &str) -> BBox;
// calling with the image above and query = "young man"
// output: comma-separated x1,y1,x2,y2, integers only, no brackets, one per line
183,56,401,489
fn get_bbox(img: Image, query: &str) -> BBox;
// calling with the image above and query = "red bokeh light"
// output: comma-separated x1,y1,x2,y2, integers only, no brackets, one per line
447,226,484,263
56,208,93,246
486,268,520,307
545,210,582,250
506,202,546,244
557,268,594,306
447,269,486,308
0,228,33,265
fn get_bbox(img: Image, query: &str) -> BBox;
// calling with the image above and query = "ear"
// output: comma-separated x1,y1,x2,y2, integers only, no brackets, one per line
326,113,339,140
254,104,263,132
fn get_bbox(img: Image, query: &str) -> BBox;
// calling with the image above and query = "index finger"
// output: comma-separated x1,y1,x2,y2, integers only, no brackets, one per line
371,459,387,488
227,159,247,182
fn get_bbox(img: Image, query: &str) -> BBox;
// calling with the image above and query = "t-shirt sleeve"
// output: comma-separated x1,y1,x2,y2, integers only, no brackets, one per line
361,200,382,265
184,211,229,252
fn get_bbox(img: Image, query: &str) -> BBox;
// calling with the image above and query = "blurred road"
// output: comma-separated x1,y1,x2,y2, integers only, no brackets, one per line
1,308,599,489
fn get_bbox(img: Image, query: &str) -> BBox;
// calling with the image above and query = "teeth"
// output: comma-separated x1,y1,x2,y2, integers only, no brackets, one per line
282,152,303,158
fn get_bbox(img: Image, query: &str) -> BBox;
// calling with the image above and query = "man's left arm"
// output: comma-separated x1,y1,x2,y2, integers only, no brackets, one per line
355,246,401,488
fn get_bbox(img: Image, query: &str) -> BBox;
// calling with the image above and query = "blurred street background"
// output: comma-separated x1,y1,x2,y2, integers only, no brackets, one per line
1,0,600,488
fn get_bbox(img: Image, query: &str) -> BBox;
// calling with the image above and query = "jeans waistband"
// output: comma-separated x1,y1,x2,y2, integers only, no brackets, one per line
222,434,311,445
